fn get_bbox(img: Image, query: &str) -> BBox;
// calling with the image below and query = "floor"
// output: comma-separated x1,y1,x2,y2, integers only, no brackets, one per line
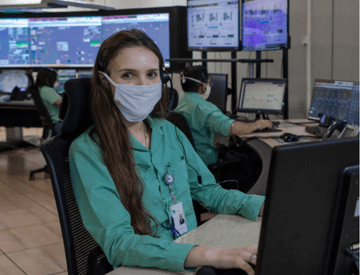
0,127,67,275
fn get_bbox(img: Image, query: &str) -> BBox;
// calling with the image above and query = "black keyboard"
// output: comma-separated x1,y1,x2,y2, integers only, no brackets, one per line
197,266,251,275
252,128,282,133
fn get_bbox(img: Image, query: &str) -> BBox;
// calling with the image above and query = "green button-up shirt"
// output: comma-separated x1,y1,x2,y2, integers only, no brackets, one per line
69,117,265,272
39,85,61,124
175,92,235,165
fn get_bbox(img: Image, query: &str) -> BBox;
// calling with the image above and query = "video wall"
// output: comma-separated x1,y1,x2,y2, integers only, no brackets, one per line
0,13,170,67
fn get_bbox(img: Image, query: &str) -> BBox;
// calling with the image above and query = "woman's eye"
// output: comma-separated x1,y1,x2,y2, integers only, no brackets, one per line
122,73,133,78
148,72,157,78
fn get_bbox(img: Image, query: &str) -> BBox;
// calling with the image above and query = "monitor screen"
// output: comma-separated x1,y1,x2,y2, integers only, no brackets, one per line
77,70,93,79
308,79,359,126
237,78,286,115
187,0,240,51
0,18,30,66
29,16,102,67
55,69,77,94
102,13,170,67
207,73,228,113
241,0,289,51
0,69,30,93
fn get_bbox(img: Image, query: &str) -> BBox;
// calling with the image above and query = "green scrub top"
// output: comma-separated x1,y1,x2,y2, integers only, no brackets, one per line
69,117,265,273
174,92,235,166
39,86,61,124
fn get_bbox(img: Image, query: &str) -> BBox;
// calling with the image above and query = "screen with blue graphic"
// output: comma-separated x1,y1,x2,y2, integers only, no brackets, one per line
187,0,239,51
308,80,359,126
30,16,101,67
0,18,30,66
241,0,289,51
102,13,170,67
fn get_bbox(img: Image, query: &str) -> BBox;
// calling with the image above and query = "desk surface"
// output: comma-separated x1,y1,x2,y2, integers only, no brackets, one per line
106,215,262,275
0,98,36,109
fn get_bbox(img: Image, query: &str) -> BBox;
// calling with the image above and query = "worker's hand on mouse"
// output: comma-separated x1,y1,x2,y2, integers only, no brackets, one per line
255,119,273,130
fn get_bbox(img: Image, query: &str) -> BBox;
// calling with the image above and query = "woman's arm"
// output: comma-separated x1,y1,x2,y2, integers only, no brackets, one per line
185,245,258,275
229,119,274,136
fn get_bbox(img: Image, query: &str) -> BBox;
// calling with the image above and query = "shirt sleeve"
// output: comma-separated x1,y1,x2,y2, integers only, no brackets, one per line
40,86,61,105
69,136,196,272
173,126,265,221
196,103,235,136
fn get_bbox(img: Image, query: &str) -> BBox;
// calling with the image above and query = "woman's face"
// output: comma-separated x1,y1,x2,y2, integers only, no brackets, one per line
107,46,161,89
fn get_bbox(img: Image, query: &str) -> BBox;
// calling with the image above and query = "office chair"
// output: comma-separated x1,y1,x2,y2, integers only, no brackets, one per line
40,78,113,275
28,85,55,181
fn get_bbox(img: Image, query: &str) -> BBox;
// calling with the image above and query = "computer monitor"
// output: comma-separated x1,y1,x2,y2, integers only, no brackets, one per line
256,137,359,275
0,69,30,93
0,18,30,67
77,70,93,79
187,0,240,51
237,78,286,116
29,16,102,67
308,79,359,126
241,0,290,51
102,13,170,67
55,69,77,94
207,73,228,113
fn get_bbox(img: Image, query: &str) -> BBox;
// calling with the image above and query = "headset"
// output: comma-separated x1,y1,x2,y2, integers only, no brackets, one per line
97,40,175,113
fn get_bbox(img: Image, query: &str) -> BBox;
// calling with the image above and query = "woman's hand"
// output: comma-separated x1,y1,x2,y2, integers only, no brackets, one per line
258,203,265,217
185,245,258,275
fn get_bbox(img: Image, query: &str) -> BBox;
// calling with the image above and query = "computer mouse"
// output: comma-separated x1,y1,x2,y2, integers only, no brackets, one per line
280,133,299,142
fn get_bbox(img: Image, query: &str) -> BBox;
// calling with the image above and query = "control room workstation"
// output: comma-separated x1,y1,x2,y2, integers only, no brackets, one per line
0,0,358,274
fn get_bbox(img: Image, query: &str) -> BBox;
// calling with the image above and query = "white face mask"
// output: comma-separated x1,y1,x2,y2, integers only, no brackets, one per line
53,81,59,88
101,72,162,122
201,85,211,101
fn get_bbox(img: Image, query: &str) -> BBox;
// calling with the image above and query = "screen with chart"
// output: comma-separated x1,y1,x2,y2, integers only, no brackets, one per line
55,69,77,94
308,79,359,126
29,16,102,67
241,0,289,51
102,13,170,67
0,18,30,66
237,78,286,114
187,0,240,51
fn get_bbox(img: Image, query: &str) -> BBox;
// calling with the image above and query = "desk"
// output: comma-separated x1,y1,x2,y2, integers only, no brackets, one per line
235,119,320,195
0,99,42,150
106,215,262,275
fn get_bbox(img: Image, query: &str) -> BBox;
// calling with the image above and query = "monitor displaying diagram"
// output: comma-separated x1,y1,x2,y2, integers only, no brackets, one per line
187,0,240,51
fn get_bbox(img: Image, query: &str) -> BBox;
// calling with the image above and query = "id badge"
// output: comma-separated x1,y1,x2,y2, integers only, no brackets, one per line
170,202,188,236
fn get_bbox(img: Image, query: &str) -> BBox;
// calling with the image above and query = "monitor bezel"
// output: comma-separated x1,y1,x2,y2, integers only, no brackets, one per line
240,0,290,52
186,0,240,52
237,77,287,115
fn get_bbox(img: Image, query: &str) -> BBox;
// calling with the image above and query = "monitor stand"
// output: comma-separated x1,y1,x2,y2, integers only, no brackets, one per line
256,113,269,120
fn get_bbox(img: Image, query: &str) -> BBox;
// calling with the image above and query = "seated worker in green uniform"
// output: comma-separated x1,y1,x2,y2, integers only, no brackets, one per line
35,68,63,135
69,29,265,275
175,66,274,167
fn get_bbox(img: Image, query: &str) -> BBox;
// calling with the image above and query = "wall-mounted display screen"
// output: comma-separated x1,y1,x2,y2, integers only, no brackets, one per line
0,18,30,66
241,0,289,51
187,0,239,51
30,16,102,67
0,6,190,71
102,13,170,67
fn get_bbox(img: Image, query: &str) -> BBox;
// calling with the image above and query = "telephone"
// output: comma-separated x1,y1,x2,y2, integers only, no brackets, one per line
321,120,348,140
10,86,31,101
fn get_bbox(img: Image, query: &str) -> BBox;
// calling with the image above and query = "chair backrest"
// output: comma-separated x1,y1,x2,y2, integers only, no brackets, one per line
29,85,55,141
166,112,196,150
40,78,113,275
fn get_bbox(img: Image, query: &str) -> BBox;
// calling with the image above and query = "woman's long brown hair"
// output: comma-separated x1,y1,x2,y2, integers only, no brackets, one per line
89,29,168,236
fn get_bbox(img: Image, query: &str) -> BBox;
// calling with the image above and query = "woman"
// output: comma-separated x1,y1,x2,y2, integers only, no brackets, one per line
69,29,265,275
175,66,274,166
35,68,62,135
